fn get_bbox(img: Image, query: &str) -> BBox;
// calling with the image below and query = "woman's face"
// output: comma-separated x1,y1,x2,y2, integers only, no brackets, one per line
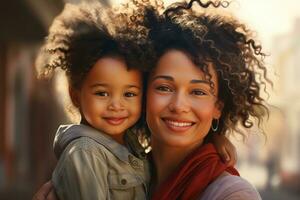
146,50,222,148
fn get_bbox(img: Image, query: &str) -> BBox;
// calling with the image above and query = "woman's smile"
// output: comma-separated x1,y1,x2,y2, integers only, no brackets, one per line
162,117,195,132
147,49,222,148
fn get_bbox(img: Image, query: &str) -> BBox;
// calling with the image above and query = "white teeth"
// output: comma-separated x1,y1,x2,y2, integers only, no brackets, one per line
165,120,193,127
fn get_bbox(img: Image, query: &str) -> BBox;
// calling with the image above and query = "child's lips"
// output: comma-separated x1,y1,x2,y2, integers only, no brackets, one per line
104,117,127,125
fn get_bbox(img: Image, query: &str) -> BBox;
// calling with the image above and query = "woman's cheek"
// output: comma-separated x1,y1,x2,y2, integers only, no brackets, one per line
147,91,170,113
190,100,216,118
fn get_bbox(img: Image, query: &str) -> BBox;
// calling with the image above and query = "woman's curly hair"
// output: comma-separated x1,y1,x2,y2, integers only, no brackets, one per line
37,2,152,89
37,0,272,139
126,0,272,138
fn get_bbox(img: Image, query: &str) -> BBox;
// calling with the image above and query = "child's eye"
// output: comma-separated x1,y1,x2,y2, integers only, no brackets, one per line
156,85,173,92
191,90,207,96
94,91,109,96
124,92,137,97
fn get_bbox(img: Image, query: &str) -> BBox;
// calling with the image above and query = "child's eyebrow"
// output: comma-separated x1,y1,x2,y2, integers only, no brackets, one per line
90,83,141,89
90,83,108,88
126,85,141,89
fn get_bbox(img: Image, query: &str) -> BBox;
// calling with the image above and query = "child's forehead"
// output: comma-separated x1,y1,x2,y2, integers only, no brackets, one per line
82,58,143,87
93,58,142,74
95,55,143,71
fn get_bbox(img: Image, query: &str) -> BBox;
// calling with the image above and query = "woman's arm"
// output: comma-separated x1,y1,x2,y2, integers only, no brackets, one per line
32,181,58,200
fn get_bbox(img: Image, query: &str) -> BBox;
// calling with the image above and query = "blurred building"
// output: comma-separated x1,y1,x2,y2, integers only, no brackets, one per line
0,1,114,199
0,0,66,199
1,0,299,199
270,18,300,192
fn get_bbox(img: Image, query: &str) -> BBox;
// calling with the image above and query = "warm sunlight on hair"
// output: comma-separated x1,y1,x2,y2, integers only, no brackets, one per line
54,72,81,123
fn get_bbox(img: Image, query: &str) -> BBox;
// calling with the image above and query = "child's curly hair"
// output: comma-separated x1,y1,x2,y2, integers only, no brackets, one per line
37,2,152,89
37,0,272,139
125,0,272,138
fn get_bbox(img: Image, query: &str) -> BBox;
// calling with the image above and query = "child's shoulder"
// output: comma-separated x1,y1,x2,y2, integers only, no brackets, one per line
66,136,107,153
54,124,110,157
60,137,109,162
52,137,110,187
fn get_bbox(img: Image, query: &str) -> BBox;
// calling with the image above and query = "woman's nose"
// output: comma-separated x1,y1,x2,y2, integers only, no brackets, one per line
168,92,190,113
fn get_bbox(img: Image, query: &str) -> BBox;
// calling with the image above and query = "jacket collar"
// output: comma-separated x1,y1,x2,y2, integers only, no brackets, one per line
54,124,145,163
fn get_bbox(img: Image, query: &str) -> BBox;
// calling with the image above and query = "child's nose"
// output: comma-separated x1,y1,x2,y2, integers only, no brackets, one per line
108,97,124,111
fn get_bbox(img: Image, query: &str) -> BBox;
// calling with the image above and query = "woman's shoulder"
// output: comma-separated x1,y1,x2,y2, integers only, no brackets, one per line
199,172,262,200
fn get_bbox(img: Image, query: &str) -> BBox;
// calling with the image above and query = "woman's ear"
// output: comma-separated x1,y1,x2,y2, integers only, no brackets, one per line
214,100,224,119
69,86,80,108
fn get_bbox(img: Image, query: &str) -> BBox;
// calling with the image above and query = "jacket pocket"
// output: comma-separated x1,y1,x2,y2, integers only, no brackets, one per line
108,173,146,200
108,173,143,189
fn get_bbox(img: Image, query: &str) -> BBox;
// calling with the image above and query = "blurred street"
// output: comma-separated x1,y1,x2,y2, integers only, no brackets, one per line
1,0,300,199
1,183,299,200
260,188,300,200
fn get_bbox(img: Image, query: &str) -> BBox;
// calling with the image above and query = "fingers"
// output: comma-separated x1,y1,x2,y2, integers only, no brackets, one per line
224,145,238,167
32,181,53,200
46,188,58,200
225,149,235,166
231,145,238,166
219,147,230,163
212,133,238,166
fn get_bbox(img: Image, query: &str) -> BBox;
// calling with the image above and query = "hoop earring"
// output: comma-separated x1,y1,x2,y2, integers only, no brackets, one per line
211,119,219,132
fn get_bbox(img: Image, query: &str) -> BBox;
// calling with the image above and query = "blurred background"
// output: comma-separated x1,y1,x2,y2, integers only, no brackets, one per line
0,0,299,199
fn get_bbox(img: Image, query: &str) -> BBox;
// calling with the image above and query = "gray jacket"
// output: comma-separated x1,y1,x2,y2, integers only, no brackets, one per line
52,124,150,200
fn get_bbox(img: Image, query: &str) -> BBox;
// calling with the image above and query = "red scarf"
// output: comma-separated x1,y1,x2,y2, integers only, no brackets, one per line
151,143,239,200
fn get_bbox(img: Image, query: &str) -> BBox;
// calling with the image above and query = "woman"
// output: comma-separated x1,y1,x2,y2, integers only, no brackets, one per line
34,0,270,199
141,0,269,199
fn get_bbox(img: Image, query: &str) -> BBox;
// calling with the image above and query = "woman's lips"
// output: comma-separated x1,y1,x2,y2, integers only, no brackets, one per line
104,117,127,125
162,118,195,132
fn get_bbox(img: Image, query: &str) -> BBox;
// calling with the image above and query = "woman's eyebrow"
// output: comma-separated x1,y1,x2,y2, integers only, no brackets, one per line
152,76,210,85
152,75,174,81
190,79,210,84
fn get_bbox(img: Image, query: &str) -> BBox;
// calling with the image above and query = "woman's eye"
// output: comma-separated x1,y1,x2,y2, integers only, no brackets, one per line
124,92,137,97
94,91,109,96
156,85,173,92
191,90,207,96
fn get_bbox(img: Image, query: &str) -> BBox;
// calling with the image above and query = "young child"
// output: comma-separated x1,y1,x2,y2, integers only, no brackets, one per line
37,3,153,199
36,2,237,200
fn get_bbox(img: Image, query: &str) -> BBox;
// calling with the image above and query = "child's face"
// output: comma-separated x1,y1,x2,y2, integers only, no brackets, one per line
72,57,142,140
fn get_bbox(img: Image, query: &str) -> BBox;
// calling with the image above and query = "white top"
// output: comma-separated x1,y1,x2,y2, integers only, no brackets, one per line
199,172,262,200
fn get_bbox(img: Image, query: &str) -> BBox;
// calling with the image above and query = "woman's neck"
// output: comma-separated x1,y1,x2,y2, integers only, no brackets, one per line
150,138,202,189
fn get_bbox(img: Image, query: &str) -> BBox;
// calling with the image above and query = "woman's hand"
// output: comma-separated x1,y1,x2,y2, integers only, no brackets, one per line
212,134,237,166
32,181,58,200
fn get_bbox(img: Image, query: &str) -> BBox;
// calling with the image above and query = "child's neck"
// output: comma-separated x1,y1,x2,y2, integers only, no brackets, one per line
80,119,125,145
110,134,125,145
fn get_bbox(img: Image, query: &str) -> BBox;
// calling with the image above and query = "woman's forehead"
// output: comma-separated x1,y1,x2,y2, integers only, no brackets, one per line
152,49,217,80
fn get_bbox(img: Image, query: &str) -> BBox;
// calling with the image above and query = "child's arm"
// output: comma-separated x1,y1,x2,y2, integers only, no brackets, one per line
212,134,237,166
